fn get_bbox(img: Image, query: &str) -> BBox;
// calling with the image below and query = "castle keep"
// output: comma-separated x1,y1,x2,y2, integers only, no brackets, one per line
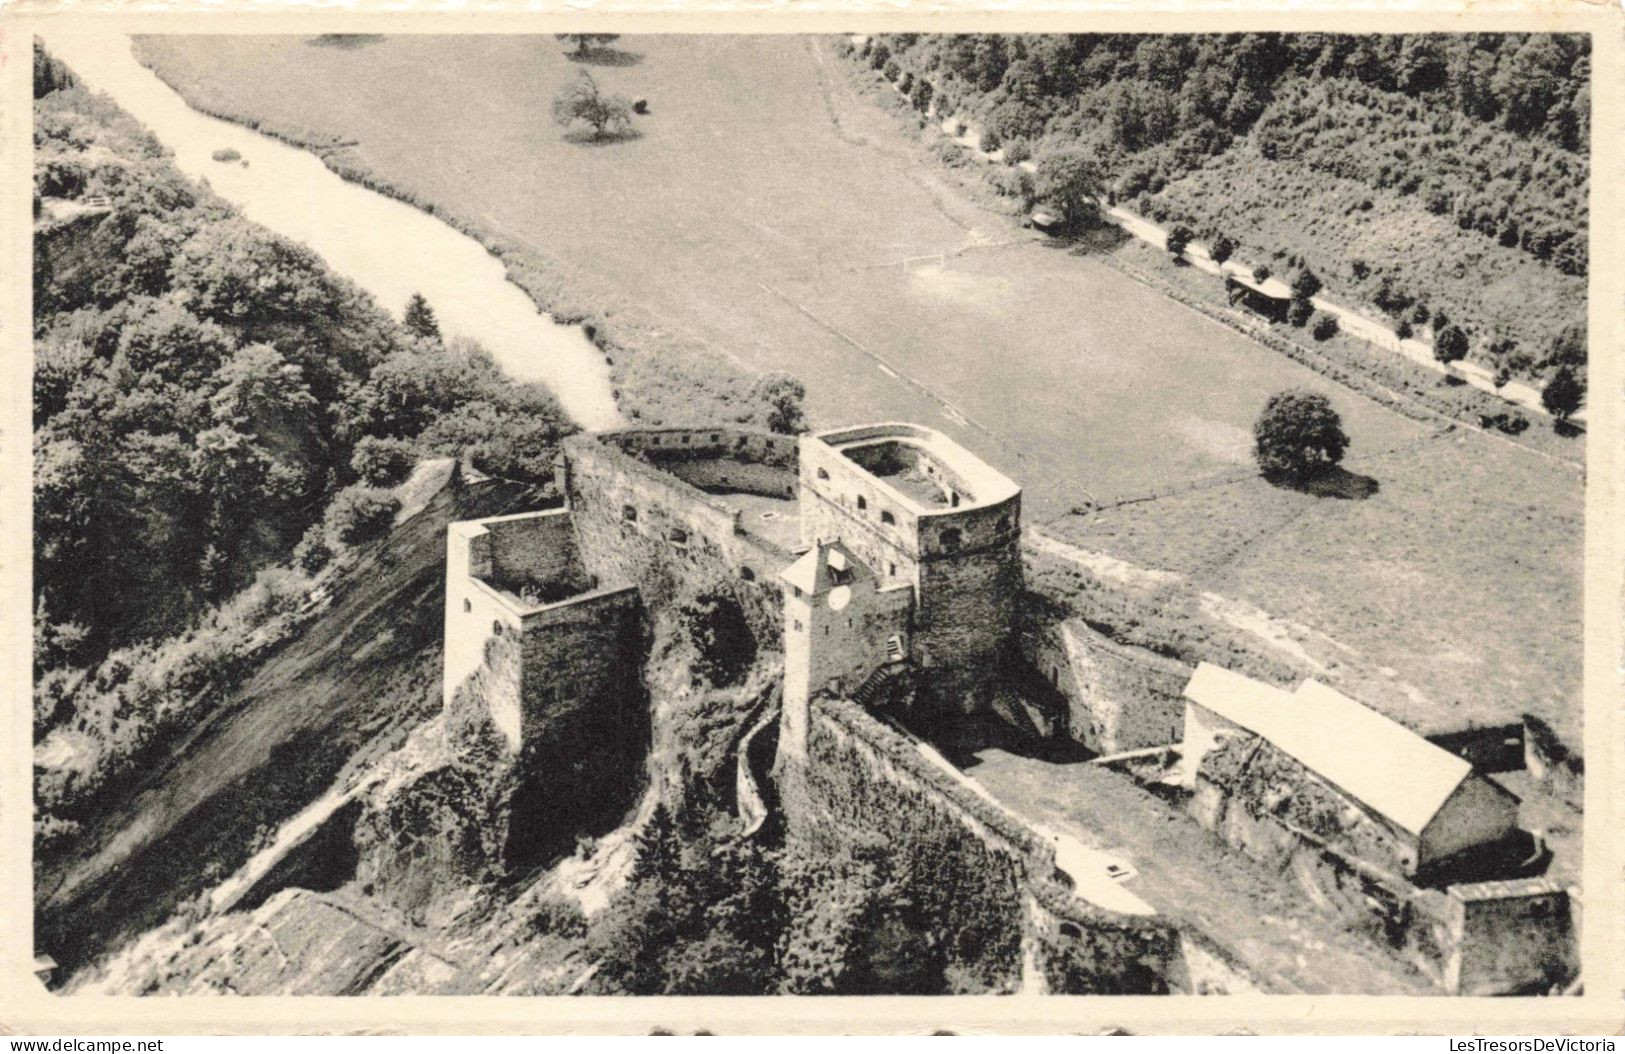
798,424,1023,714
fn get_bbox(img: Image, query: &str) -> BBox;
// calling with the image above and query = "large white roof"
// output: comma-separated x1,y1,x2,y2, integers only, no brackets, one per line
1184,663,1473,837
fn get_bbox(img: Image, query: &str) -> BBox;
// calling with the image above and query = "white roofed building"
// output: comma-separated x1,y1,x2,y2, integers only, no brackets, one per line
1181,663,1520,878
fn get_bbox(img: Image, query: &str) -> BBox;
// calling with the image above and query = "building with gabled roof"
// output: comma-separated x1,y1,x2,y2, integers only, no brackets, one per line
1181,663,1520,877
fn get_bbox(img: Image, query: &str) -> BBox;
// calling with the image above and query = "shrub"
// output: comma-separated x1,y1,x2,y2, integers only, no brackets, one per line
1494,412,1529,435
898,71,914,95
532,895,588,939
1002,137,1032,166
210,147,241,163
1434,324,1469,365
1312,313,1340,341
292,523,334,574
217,567,309,632
910,78,934,114
1253,390,1348,482
1396,320,1414,341
883,60,901,83
1252,264,1271,283
678,584,757,687
1165,224,1194,259
351,435,416,486
323,485,400,545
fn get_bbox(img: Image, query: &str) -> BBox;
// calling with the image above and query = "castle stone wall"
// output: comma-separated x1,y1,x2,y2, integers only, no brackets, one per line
562,434,792,632
517,585,643,748
915,536,1023,711
1024,618,1193,752
444,524,529,724
784,696,1181,994
1447,878,1578,995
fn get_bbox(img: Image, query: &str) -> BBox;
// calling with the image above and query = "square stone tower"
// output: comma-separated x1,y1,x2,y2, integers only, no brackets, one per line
797,423,1023,714
779,539,912,760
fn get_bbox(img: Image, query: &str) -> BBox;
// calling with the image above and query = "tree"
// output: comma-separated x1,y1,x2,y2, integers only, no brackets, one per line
552,71,633,142
1165,224,1194,260
1253,390,1349,482
754,372,807,435
1291,268,1322,302
555,33,621,57
678,584,757,687
910,77,934,115
351,435,416,486
1252,264,1271,283
1031,147,1104,232
1541,365,1584,422
323,484,400,545
403,293,440,341
1209,234,1235,265
1434,324,1469,365
1311,313,1340,341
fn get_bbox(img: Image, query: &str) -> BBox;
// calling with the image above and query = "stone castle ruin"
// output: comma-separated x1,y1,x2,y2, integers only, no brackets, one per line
440,421,1578,995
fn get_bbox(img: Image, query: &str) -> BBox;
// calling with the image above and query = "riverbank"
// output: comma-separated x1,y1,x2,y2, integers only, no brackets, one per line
42,30,623,432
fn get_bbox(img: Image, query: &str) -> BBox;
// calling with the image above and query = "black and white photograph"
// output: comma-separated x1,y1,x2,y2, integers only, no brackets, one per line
13,9,1615,1027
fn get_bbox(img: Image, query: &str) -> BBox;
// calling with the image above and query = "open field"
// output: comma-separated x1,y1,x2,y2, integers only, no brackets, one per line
130,34,1582,743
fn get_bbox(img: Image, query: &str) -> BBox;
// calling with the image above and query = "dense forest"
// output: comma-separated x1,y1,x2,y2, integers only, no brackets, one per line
32,46,573,846
860,33,1588,385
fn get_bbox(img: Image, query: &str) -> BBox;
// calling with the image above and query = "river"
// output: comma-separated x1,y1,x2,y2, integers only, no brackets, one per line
37,30,623,432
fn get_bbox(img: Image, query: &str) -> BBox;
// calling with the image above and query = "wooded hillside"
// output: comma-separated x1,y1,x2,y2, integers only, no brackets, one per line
865,33,1588,385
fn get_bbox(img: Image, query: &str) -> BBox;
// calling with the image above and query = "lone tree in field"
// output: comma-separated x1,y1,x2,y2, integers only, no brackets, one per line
1031,147,1104,232
556,33,621,57
1434,324,1470,365
1253,390,1349,483
754,372,807,435
403,293,440,341
1541,365,1585,422
553,71,633,142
